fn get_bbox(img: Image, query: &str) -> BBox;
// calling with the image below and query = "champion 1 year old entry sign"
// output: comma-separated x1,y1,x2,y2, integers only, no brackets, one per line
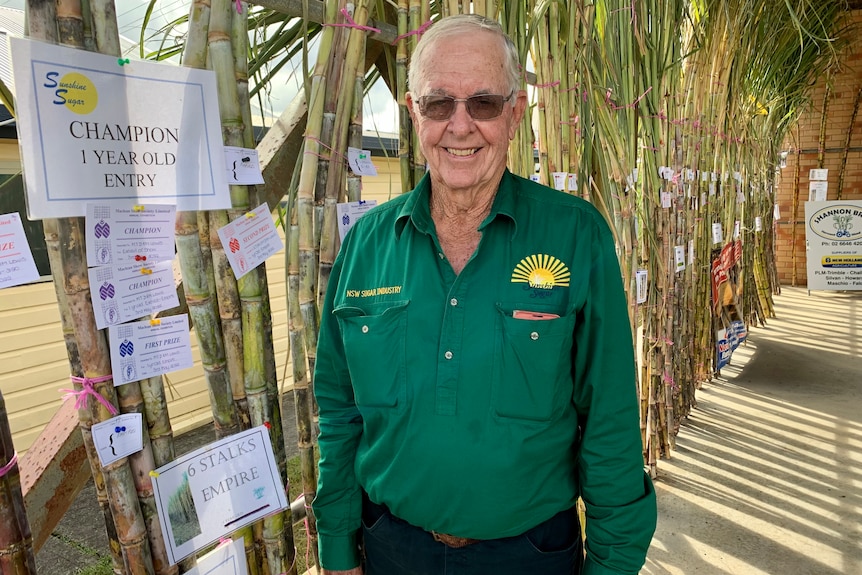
10,38,232,219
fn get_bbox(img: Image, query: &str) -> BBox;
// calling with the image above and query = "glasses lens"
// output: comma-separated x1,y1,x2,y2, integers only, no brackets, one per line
466,95,505,120
419,96,456,120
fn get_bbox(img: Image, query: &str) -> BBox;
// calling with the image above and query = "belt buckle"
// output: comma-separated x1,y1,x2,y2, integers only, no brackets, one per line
431,531,480,548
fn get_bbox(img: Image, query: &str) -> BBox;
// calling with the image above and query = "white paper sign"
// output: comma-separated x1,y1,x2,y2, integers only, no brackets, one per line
774,204,781,220
216,204,283,280
11,38,231,219
224,147,264,185
86,202,176,267
336,200,377,242
674,245,686,272
529,174,541,183
686,169,695,182
347,147,378,177
736,189,746,204
700,171,709,182
661,191,673,209
700,192,708,209
709,182,716,196
109,315,193,385
88,259,179,329
186,538,248,575
0,213,41,288
92,413,144,466
552,172,567,191
809,168,828,181
567,173,578,191
712,222,724,245
636,269,648,304
151,426,289,565
809,180,828,202
755,216,763,232
733,221,741,239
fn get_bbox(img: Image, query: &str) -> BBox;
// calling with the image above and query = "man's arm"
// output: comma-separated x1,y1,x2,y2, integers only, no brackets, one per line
571,213,657,575
313,248,365,571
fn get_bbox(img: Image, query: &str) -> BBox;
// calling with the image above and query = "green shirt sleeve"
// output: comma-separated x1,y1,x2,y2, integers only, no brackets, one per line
312,244,364,571
572,211,657,574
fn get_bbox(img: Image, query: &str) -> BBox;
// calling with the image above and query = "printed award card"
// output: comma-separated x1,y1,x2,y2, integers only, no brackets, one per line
91,413,144,466
88,259,179,329
0,213,40,288
185,538,248,575
108,315,193,386
86,202,176,267
151,426,288,565
216,203,283,280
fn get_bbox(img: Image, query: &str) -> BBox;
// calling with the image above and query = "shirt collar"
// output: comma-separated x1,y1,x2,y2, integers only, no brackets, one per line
394,169,519,239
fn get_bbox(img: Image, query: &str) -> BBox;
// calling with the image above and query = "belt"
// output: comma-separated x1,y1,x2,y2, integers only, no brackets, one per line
363,495,482,548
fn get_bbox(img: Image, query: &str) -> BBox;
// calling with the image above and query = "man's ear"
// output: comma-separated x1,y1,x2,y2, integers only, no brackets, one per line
509,89,528,139
406,92,418,125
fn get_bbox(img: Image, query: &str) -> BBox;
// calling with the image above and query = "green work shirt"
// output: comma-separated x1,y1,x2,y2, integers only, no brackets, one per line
313,170,656,574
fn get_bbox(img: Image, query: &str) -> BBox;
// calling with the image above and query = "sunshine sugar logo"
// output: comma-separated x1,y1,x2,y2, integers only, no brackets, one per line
43,70,98,115
511,254,570,290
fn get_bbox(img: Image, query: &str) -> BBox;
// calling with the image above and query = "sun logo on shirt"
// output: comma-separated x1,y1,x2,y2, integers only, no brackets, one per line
511,254,570,289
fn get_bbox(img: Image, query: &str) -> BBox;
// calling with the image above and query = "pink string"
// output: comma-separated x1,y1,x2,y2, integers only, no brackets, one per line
604,86,652,110
324,8,382,34
531,80,561,88
235,0,241,14
392,19,433,44
294,493,313,571
61,375,118,415
0,452,17,478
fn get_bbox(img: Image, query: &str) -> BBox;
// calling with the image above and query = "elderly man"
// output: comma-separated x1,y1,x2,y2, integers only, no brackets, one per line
313,14,656,575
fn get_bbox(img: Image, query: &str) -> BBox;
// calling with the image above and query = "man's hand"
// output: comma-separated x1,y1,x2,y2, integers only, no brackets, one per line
321,568,363,575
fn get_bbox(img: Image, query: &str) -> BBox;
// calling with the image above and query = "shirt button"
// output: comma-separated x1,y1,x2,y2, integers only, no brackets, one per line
362,325,369,333
530,331,539,341
444,351,453,360
450,298,458,306
438,252,445,259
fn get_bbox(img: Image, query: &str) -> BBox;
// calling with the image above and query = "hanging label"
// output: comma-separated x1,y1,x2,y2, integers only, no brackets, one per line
108,315,193,385
736,189,746,204
336,200,378,242
92,413,144,467
347,147,378,177
568,173,578,191
734,220,741,239
773,204,781,220
636,269,648,304
224,147,265,185
709,182,716,196
88,259,179,330
217,203,284,280
675,245,686,272
712,222,724,245
661,191,673,209
529,174,541,183
809,168,828,181
552,172,567,191
809,180,828,202
0,213,40,289
86,202,176,267
688,239,695,265
755,216,763,232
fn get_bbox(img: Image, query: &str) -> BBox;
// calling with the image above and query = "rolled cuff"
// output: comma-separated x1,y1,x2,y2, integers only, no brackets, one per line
318,532,361,571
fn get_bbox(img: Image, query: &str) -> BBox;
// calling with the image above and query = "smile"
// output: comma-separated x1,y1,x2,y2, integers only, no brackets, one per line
445,147,479,156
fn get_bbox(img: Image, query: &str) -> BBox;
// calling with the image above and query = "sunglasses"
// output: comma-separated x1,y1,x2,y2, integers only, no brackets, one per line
416,91,514,121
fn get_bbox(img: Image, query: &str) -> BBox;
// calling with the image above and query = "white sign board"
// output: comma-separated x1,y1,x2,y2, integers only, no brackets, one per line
804,200,862,291
11,38,231,219
151,426,289,565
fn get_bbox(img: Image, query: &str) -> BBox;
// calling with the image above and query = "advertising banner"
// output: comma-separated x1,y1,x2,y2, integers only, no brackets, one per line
804,200,862,290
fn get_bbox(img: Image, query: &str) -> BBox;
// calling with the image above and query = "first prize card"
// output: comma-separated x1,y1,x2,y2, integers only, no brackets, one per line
216,203,283,280
88,259,179,330
86,202,177,267
108,315,193,385
151,426,288,565
0,213,40,289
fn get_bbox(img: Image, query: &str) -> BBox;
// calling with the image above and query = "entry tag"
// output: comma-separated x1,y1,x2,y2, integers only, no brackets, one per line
552,172,567,191
217,203,283,280
337,200,378,242
224,147,264,185
347,147,378,177
712,223,724,245
755,216,763,232
567,173,578,191
0,213,40,289
661,191,673,209
92,413,144,466
636,269,648,304
86,201,176,267
674,245,686,272
809,180,828,202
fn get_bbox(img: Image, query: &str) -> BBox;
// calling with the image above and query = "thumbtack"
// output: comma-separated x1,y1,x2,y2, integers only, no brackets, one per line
134,255,147,262
149,470,159,477
118,58,130,66
150,318,161,326
241,156,250,162
140,268,153,275
245,211,257,219
133,205,144,212
263,421,271,429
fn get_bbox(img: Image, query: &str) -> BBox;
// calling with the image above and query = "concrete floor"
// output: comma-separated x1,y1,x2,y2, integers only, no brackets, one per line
643,287,862,575
34,287,862,574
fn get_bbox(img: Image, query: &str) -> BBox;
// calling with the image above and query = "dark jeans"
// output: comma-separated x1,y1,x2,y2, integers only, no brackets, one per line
361,494,583,575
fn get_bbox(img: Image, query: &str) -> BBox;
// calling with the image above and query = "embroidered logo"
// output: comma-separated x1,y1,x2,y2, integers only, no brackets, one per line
511,254,570,289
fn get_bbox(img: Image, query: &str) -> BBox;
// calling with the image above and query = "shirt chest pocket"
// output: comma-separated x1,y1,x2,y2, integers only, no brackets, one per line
333,300,409,409
492,304,575,422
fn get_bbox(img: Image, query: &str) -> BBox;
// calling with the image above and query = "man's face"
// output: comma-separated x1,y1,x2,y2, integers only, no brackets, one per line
406,30,527,197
